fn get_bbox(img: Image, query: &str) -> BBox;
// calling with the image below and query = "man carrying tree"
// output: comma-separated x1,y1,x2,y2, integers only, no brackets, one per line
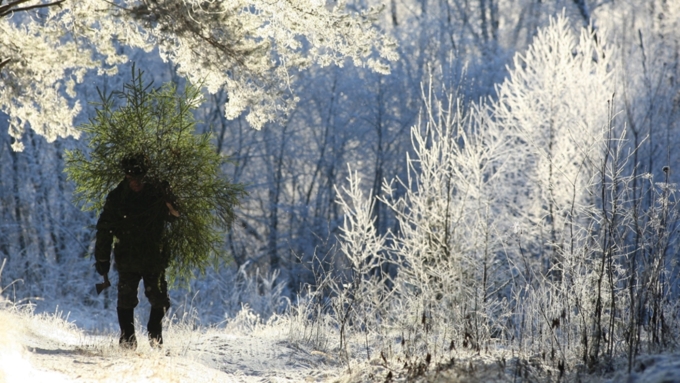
66,71,244,351
94,153,180,350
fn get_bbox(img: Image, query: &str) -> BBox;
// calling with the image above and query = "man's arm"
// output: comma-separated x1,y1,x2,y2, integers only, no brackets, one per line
94,197,115,275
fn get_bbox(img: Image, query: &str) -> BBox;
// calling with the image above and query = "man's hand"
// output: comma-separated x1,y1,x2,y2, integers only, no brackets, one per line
160,181,180,217
96,274,111,295
166,202,180,217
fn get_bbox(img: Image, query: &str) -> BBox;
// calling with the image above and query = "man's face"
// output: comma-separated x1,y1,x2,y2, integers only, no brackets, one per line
126,174,145,192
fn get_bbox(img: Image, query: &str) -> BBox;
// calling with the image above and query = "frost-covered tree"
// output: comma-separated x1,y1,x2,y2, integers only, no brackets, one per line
365,83,517,351
0,121,93,307
0,0,397,151
599,0,680,193
492,14,615,271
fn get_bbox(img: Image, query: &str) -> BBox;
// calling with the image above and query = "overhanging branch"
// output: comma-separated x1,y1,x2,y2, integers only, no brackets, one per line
0,0,66,18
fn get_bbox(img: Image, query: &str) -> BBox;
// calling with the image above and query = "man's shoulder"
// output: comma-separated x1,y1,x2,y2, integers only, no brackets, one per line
142,180,166,197
106,180,127,201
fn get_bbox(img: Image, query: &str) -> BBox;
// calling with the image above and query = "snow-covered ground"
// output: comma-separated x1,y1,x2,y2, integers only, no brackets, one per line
2,296,680,383
0,302,341,383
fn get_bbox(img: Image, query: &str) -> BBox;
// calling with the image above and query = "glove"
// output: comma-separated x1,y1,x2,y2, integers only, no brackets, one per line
95,261,110,276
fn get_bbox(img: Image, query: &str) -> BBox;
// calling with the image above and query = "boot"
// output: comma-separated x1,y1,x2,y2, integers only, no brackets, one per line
147,307,165,348
117,308,137,350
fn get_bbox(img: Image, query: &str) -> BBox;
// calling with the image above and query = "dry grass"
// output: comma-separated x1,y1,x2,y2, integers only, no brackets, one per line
0,299,228,383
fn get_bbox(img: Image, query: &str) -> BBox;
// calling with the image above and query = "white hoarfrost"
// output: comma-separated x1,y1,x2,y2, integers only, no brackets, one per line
0,302,342,383
492,14,615,259
0,0,397,150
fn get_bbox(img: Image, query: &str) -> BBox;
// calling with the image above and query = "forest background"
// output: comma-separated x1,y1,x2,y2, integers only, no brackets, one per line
2,0,680,381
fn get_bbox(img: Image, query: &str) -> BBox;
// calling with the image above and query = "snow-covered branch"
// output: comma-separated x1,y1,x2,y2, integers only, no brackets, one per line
0,0,397,150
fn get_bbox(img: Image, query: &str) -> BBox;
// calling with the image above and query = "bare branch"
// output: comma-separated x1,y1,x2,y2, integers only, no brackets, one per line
0,58,10,71
0,0,66,18
0,0,31,16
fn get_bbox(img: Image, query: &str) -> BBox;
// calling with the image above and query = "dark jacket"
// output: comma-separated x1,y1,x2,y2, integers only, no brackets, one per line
95,179,177,274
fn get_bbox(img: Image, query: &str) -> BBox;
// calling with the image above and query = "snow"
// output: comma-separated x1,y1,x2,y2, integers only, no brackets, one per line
4,300,680,383
0,309,71,383
604,355,680,383
0,302,342,383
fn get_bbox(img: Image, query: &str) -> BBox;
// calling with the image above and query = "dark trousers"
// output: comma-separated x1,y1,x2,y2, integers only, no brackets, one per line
117,271,170,310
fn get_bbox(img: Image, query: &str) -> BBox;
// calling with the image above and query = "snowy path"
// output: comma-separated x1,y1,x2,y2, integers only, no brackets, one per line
185,333,339,382
1,309,343,383
7,307,680,383
24,333,339,382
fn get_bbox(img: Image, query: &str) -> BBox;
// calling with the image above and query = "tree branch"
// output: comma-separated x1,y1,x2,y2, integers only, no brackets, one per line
0,0,66,18
0,58,10,71
0,0,31,16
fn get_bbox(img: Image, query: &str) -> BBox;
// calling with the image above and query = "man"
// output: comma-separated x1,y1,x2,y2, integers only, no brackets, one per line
94,153,180,349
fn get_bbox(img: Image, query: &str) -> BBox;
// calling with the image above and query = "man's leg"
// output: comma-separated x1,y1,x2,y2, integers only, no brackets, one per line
117,272,142,349
143,271,170,348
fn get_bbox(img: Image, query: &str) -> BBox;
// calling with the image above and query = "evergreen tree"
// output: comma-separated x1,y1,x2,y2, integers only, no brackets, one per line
65,68,246,284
